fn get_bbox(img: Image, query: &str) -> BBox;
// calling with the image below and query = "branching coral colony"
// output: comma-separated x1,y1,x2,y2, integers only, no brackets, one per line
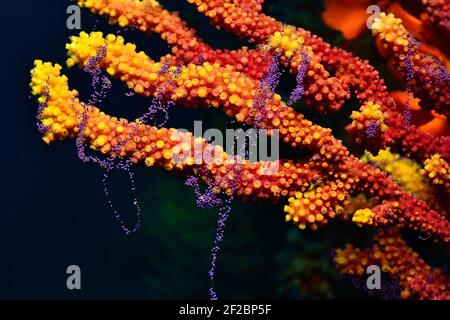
30,0,450,299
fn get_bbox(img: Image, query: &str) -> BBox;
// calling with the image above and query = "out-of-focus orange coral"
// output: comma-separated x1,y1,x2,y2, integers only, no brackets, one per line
390,91,450,137
371,13,450,119
322,0,450,67
322,0,374,39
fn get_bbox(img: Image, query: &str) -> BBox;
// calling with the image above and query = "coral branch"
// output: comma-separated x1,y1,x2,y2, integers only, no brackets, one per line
30,60,322,202
335,228,450,299
77,0,273,80
371,12,450,118
62,31,450,241
186,0,450,163
66,32,348,158
422,0,450,31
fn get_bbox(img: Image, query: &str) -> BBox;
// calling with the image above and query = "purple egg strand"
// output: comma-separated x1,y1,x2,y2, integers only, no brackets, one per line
428,56,450,88
194,52,205,65
147,62,181,128
251,51,283,128
410,34,449,87
185,163,235,300
101,161,142,235
288,48,311,106
116,26,132,35
188,52,286,299
208,156,243,300
253,49,304,127
185,175,223,210
104,63,181,233
208,195,234,300
404,36,416,128
366,120,380,139
207,49,309,298
75,45,143,235
208,136,249,300
184,138,247,299
114,63,181,154
347,275,402,300
74,49,183,235
36,78,51,134
75,45,110,166
403,36,449,127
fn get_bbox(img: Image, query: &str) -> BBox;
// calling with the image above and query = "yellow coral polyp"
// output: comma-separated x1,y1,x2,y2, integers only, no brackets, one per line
362,148,435,203
351,101,387,129
268,26,305,58
352,208,374,227
422,154,450,190
371,13,409,45
93,135,108,148
335,254,347,265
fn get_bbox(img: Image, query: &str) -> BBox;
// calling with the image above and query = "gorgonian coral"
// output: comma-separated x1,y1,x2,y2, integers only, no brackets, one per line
334,228,450,300
30,0,450,299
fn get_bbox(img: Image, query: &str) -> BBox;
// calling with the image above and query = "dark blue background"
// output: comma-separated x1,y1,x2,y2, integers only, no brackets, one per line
2,0,154,299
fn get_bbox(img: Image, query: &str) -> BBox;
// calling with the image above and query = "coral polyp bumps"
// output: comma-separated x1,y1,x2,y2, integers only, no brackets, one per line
30,0,450,299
